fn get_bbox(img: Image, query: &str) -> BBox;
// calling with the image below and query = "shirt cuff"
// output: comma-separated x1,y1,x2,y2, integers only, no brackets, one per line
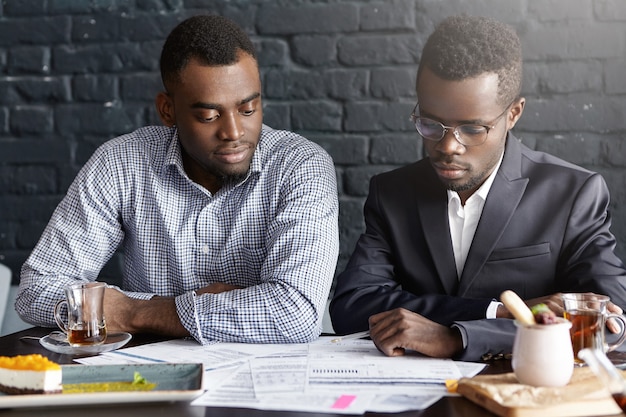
175,291,205,344
486,300,502,319
451,323,468,349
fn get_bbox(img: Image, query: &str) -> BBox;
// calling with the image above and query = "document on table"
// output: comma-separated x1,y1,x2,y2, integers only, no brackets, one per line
77,336,485,414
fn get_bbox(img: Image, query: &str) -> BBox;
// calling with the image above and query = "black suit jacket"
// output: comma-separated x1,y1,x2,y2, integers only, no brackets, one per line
330,134,626,360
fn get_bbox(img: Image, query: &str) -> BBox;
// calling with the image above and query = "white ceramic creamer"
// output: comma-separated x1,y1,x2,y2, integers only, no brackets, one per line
511,318,574,387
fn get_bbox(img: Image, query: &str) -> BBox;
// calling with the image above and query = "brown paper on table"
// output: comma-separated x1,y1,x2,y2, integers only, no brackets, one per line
456,366,623,417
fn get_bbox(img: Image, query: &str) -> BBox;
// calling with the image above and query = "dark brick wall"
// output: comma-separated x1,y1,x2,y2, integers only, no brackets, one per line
1,0,625,288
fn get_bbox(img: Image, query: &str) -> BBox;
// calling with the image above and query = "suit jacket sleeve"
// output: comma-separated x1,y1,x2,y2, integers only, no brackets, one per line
453,319,517,361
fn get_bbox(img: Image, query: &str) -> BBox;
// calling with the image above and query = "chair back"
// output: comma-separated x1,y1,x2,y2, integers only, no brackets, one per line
0,264,12,334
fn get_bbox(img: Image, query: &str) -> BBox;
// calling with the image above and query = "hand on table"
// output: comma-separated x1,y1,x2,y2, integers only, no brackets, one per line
103,287,187,337
368,308,463,358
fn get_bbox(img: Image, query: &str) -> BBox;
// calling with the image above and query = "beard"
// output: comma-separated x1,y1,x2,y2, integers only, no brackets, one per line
204,143,257,186
213,169,249,185
429,131,506,196
433,153,502,195
203,158,252,186
444,169,489,193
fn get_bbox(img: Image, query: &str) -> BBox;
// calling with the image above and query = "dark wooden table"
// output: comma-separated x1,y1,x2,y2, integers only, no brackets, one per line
2,327,624,417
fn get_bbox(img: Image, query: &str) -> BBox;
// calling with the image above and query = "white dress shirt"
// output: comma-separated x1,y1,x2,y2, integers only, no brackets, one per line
448,154,503,319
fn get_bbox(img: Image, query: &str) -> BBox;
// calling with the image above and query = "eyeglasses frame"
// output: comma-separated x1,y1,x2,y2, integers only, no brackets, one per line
409,99,517,147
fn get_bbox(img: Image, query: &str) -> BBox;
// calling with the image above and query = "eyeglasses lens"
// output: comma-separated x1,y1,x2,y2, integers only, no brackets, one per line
415,118,444,140
414,117,488,146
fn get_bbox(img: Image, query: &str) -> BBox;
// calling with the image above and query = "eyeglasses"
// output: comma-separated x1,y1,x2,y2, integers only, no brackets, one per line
409,101,513,147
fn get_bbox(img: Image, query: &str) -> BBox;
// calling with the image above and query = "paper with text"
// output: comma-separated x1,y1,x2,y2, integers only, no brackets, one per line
77,336,485,414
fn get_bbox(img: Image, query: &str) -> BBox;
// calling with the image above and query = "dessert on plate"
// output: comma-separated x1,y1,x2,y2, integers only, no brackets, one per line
0,354,62,395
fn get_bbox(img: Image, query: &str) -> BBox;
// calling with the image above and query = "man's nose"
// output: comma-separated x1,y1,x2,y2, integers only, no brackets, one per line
434,127,464,154
218,112,244,141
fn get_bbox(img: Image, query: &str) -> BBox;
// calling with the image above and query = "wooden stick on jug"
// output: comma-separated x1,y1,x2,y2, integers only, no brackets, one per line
500,290,536,325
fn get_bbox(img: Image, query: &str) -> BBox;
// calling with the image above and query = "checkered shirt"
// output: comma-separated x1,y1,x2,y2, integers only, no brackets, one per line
17,125,339,344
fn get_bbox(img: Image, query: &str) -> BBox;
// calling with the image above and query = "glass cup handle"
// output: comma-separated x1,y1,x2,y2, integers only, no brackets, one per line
606,313,626,352
53,299,69,334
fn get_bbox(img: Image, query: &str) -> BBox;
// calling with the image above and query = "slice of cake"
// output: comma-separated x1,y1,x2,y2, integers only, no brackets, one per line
0,354,62,395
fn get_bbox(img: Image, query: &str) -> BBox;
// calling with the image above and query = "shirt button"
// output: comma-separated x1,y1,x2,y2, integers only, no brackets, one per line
201,245,210,254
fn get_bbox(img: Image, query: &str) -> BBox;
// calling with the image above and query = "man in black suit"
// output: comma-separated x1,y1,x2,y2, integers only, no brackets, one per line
330,15,626,361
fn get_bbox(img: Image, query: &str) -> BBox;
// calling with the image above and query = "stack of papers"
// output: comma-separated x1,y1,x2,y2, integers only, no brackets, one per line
77,336,485,414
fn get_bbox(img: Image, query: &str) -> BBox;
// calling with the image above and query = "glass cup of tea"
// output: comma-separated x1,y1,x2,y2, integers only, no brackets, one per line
561,293,626,365
54,282,107,347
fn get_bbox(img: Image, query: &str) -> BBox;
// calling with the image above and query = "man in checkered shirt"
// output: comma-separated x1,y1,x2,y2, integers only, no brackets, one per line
17,15,339,344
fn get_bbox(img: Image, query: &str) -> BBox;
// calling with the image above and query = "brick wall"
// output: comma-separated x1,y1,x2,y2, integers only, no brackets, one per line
1,0,625,288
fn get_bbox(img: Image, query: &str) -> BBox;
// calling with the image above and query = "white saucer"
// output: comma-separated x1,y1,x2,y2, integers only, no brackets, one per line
39,331,132,355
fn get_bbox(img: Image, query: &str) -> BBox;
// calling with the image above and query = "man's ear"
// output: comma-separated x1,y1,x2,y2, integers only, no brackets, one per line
155,92,175,127
507,97,525,130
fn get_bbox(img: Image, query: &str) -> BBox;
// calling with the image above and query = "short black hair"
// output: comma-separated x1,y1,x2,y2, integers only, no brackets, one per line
417,15,522,106
160,15,257,89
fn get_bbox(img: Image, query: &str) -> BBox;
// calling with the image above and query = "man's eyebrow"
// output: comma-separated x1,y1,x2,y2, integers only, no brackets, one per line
239,92,261,105
191,92,261,110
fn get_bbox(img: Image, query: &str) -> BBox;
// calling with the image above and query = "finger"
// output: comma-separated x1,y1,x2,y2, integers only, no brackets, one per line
368,313,382,327
368,309,393,326
370,318,409,356
377,334,408,357
371,330,401,356
550,293,565,308
390,346,406,357
608,302,624,315
544,299,564,316
370,313,402,342
368,314,395,344
607,317,623,334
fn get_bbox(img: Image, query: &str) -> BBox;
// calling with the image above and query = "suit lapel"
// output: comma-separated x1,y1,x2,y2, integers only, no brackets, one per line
458,136,528,295
416,165,460,295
